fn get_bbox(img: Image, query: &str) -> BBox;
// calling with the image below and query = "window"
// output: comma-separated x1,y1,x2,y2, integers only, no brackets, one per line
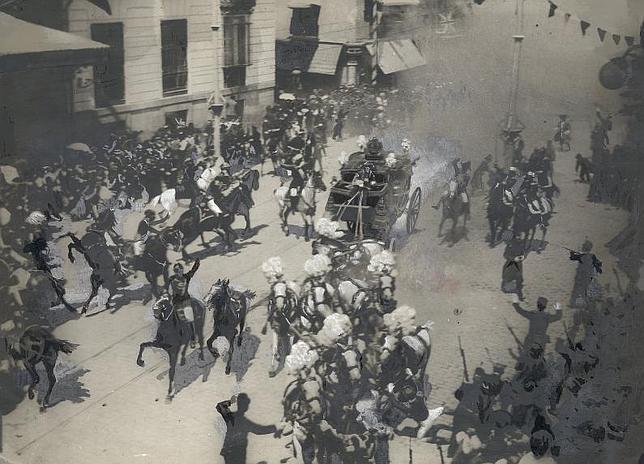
165,110,188,127
91,22,125,107
289,5,320,37
223,15,250,87
161,19,188,96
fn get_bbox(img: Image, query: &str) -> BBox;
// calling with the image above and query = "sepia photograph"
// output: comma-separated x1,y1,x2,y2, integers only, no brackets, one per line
1,0,644,462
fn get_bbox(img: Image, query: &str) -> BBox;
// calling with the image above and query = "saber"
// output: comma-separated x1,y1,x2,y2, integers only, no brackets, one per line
457,336,469,383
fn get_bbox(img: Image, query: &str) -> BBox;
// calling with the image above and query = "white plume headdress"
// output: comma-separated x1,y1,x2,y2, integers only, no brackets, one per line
385,152,398,168
304,254,332,277
315,218,343,239
383,305,417,336
261,256,284,281
368,250,396,275
285,340,319,375
357,135,368,149
317,313,352,346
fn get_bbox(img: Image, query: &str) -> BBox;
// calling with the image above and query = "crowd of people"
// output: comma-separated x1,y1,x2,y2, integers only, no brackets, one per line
577,109,640,214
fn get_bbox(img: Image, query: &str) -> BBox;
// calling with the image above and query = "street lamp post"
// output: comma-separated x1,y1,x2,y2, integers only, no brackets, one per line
210,8,223,159
500,0,526,168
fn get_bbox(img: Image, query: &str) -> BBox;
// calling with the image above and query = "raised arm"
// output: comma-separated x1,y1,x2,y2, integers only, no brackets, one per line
186,259,201,280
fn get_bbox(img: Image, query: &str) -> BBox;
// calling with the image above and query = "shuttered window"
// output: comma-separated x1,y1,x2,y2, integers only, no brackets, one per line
161,19,188,96
91,22,125,107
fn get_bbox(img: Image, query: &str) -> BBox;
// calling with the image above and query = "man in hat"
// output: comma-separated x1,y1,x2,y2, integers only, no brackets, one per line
166,259,201,347
471,154,494,192
135,210,163,248
569,240,602,308
502,238,526,301
332,107,349,141
554,115,571,151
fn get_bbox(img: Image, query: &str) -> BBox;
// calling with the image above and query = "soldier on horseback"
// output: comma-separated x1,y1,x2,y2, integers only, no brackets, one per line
166,259,201,348
432,158,471,219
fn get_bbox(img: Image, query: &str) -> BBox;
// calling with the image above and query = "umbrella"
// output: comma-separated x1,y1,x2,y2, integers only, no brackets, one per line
66,142,94,154
279,93,296,101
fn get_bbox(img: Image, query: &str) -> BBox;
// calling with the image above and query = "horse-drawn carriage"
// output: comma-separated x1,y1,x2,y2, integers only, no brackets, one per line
324,140,421,250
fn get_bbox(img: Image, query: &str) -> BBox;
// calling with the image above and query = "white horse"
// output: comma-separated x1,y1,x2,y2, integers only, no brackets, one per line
274,172,326,241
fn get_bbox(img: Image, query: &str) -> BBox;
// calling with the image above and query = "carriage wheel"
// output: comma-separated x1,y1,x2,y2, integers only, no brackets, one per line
406,187,421,235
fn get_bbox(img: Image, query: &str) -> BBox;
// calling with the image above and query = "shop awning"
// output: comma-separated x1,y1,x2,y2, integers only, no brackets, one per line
276,40,342,76
0,12,109,72
307,44,342,75
376,39,426,74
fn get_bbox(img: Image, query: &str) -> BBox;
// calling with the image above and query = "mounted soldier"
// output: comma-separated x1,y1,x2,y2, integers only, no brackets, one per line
166,259,201,348
432,158,471,216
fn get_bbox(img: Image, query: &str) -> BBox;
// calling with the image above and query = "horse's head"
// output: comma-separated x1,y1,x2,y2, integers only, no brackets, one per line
162,229,183,252
152,296,173,320
210,278,231,309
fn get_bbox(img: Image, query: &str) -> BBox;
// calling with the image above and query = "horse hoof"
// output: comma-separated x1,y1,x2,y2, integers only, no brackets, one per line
225,366,231,375
137,359,145,367
28,390,35,400
180,358,186,366
269,370,277,378
190,341,196,349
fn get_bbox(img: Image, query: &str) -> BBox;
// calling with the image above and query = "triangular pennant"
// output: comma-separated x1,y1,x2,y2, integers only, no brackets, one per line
625,36,635,46
597,28,607,42
580,20,591,36
612,34,621,45
548,1,558,18
564,13,571,24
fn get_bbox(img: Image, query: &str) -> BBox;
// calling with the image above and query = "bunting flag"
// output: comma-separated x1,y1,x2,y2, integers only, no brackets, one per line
580,20,591,36
548,1,557,18
543,0,638,48
597,28,607,42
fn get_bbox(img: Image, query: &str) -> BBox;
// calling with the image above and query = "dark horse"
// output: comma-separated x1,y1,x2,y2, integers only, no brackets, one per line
125,230,183,303
136,295,205,397
205,279,255,375
67,229,125,314
9,326,78,408
170,206,237,261
438,193,468,238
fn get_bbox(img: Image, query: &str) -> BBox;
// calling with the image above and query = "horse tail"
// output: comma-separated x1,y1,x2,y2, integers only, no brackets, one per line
52,338,79,354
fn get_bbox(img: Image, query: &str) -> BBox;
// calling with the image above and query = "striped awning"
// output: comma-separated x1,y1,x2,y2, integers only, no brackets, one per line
276,40,342,76
307,44,342,75
376,39,425,74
